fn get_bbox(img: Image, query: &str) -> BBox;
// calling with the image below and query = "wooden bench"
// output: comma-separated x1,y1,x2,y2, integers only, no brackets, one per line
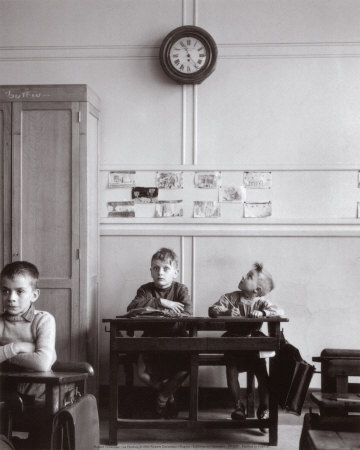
308,429,360,450
299,412,360,449
310,392,360,416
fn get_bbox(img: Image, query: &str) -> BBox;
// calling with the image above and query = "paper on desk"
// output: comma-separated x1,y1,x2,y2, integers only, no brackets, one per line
259,350,275,358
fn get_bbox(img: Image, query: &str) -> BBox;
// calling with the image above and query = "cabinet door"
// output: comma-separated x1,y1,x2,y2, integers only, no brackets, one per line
12,102,81,361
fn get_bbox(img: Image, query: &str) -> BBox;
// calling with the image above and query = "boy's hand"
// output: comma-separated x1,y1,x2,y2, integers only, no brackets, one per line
250,310,264,318
160,298,184,314
229,306,240,316
14,342,35,354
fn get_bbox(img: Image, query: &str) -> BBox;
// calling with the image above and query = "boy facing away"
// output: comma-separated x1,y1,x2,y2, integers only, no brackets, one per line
0,261,56,448
127,248,192,419
208,262,283,430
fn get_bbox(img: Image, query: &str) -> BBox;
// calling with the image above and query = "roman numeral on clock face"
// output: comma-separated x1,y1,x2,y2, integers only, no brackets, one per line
169,36,207,73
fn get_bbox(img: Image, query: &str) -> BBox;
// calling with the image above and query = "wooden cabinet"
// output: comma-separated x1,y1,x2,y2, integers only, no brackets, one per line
0,85,100,377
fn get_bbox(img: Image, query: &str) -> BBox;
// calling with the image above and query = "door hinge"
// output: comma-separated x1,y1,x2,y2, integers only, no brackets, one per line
76,248,81,260
78,112,81,123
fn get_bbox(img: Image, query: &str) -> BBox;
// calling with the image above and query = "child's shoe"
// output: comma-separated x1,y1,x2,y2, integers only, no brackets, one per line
231,402,246,421
257,407,269,433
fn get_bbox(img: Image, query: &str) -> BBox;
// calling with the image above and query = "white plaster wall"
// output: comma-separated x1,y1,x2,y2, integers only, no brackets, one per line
1,0,360,388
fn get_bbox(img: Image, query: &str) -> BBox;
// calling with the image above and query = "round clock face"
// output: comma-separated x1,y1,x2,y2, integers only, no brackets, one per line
169,36,208,74
159,26,217,85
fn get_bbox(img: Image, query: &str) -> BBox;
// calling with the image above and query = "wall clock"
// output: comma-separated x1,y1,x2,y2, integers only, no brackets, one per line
159,25,218,85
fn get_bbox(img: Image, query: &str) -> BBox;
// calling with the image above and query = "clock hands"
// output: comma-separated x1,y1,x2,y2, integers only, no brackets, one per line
174,45,200,70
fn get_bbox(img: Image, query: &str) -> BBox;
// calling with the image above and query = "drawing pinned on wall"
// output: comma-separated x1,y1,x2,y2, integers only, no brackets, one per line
244,201,272,218
131,187,158,203
107,201,135,217
219,185,246,202
156,171,184,189
194,171,221,189
243,171,272,189
193,201,221,218
108,171,136,188
155,200,183,217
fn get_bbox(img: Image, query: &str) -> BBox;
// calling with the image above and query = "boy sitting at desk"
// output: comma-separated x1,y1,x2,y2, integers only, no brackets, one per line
0,261,56,449
127,248,192,419
208,262,283,429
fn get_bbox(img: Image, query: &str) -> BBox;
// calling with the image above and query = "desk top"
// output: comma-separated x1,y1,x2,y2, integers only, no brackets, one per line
0,370,89,384
103,316,288,324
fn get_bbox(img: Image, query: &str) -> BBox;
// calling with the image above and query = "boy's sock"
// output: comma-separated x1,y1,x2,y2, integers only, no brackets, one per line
155,394,168,416
165,394,178,419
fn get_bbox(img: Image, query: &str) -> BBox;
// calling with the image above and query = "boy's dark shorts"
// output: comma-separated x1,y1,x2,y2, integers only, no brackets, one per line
224,351,262,372
143,352,189,382
222,330,266,372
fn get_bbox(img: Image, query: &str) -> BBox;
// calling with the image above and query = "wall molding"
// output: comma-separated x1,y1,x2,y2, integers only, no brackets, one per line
100,163,360,171
100,220,360,237
2,42,360,61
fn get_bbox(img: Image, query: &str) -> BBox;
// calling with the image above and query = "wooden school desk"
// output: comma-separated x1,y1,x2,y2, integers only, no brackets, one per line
0,369,90,415
102,316,288,446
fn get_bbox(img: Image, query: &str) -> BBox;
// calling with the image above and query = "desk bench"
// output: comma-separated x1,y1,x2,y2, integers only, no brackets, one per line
0,370,90,416
310,392,360,416
103,316,288,446
312,349,360,394
308,429,360,450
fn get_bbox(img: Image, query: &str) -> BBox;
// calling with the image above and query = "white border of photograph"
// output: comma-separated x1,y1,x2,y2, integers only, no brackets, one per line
155,200,183,217
193,201,221,218
108,171,136,188
244,201,272,218
194,171,222,189
156,171,184,189
243,171,272,189
107,201,135,217
219,185,246,202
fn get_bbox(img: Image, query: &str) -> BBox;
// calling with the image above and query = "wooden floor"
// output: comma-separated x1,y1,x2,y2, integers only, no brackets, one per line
99,407,305,450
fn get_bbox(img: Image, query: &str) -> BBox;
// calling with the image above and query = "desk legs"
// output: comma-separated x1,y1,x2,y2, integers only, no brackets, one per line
109,351,119,445
189,353,199,422
45,385,59,415
269,356,278,446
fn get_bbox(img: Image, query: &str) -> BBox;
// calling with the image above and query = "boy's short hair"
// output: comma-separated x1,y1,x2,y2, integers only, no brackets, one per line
1,261,39,289
253,262,274,295
151,248,178,268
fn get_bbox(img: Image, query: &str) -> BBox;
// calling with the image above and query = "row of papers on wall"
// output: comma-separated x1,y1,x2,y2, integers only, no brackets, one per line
106,170,272,218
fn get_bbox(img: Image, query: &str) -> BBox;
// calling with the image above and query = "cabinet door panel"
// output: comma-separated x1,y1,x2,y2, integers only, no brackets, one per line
21,107,72,276
0,103,11,267
12,102,80,359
